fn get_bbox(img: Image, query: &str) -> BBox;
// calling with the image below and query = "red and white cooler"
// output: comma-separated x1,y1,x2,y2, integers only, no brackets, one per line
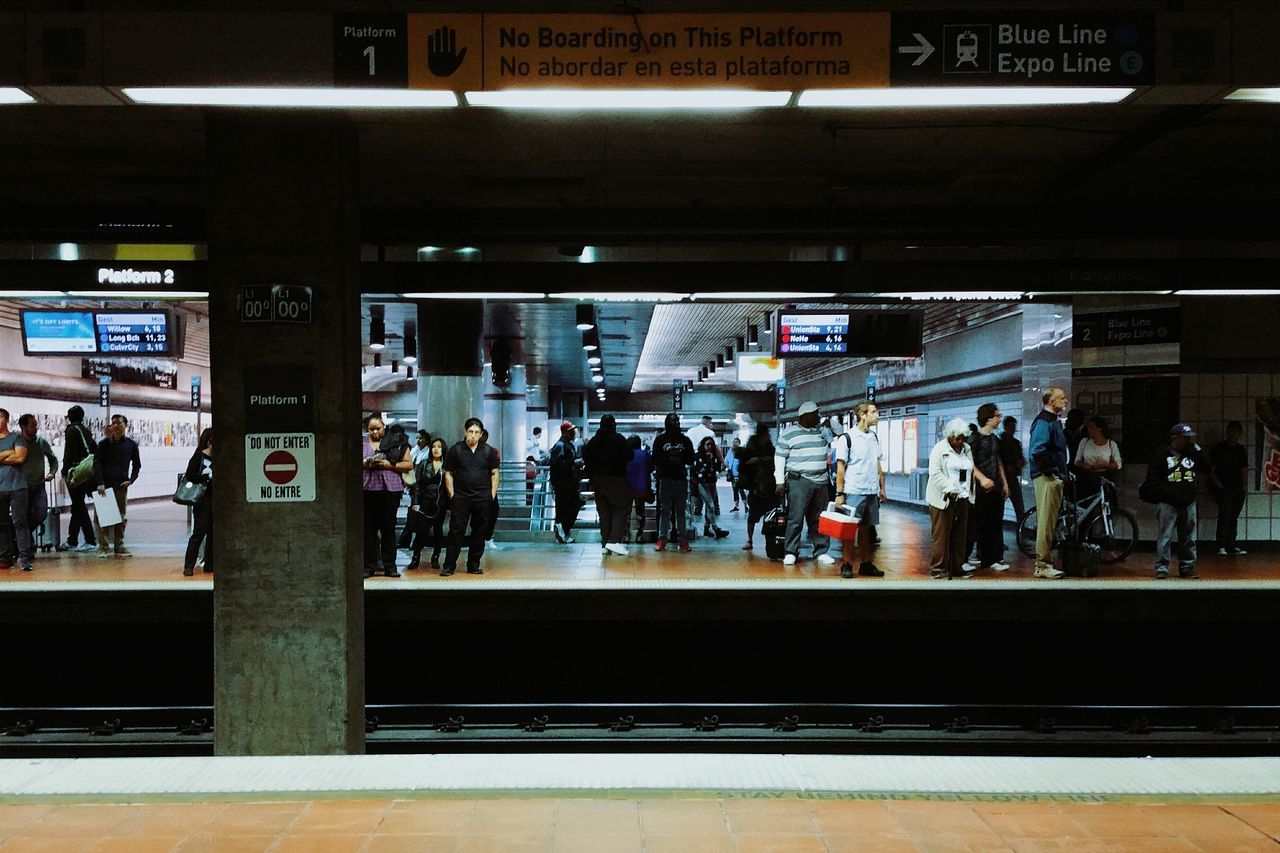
817,500,860,542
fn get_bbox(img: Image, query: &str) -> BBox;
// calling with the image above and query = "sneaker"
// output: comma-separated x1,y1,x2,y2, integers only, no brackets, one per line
816,554,837,566
564,535,576,544
678,541,692,553
730,505,740,512
654,539,666,552
384,570,401,578
1230,548,1248,556
76,543,97,553
1179,568,1199,579
466,566,483,575
961,562,977,574
114,547,133,558
783,554,797,565
605,543,629,556
1155,568,1169,579
1216,547,1229,556
96,548,110,559
858,562,885,577
183,566,195,577
840,562,854,578
1033,566,1065,579
741,542,753,551
988,562,1011,572
440,566,456,577
554,523,567,543
61,540,76,550
714,529,730,539
21,565,33,572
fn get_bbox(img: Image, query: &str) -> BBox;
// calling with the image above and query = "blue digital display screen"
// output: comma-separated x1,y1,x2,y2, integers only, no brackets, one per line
21,311,98,354
21,310,172,356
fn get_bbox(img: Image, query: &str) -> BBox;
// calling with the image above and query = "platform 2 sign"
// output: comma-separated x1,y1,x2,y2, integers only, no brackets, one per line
1073,307,1180,348
889,12,1154,85
245,433,316,503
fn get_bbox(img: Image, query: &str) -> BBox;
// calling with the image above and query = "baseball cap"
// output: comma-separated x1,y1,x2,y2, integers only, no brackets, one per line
560,420,576,433
797,401,819,416
1169,422,1196,438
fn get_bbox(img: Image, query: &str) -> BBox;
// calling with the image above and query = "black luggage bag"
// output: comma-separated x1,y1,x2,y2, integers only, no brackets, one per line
762,505,787,561
1060,539,1101,577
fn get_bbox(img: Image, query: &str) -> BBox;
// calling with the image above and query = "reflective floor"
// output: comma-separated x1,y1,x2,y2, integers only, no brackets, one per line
2,796,1279,851
2,497,1274,584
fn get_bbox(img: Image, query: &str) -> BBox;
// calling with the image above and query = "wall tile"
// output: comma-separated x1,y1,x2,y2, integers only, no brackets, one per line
1247,493,1271,518
1198,397,1222,422
1199,374,1223,396
1224,398,1249,423
1181,398,1199,420
1249,374,1274,398
1180,373,1198,397
1223,373,1249,396
1272,517,1280,542
1245,516,1269,541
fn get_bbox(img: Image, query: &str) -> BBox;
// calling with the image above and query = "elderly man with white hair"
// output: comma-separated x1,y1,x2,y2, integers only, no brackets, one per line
927,418,978,580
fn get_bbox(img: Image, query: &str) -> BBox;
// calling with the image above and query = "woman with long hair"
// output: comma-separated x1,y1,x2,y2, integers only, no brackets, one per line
407,437,449,571
182,428,213,577
694,436,729,539
362,415,413,578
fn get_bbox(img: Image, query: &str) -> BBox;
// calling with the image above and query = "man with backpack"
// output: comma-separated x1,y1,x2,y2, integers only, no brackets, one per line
61,405,97,552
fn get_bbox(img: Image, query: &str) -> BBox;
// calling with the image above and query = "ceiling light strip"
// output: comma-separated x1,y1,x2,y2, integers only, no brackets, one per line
0,88,36,105
798,87,1133,107
401,292,546,300
122,87,457,108
67,290,209,298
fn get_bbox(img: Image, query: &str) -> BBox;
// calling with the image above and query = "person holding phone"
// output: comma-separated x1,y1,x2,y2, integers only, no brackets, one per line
927,418,977,580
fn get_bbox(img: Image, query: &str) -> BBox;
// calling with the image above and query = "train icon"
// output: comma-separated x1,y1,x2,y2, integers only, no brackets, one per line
954,30,980,66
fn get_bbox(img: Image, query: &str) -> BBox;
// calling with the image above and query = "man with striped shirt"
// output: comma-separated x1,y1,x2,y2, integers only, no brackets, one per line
774,401,837,567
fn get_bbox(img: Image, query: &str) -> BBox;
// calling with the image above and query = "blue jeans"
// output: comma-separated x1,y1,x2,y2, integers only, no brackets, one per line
1155,502,1197,574
658,477,687,542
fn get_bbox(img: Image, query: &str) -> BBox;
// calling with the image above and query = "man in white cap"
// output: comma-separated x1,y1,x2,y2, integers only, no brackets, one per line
774,401,836,568
1142,422,1218,579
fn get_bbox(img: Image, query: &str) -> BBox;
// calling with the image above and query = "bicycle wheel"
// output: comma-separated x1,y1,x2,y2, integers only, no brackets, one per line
1085,507,1139,564
1017,508,1038,558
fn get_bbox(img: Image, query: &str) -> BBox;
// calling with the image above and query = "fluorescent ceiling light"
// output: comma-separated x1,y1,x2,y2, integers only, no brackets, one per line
369,343,385,351
879,291,1025,301
466,89,790,110
122,87,457,108
1176,289,1280,296
403,355,417,364
591,374,605,383
68,290,209,299
4,290,67,297
552,292,688,302
587,356,602,365
401,292,545,300
692,291,837,300
0,88,35,105
1225,88,1280,103
798,87,1133,108
1026,290,1174,297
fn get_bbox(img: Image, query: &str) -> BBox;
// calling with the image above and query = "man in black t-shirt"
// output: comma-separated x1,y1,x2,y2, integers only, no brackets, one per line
442,417,499,576
966,403,1011,572
652,413,695,552
1210,420,1249,556
1143,423,1219,579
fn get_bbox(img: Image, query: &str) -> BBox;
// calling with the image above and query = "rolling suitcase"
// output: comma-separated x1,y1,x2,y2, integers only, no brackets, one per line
762,504,787,560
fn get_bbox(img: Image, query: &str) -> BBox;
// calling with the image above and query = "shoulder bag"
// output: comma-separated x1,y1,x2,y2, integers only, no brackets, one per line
173,476,208,507
66,426,96,489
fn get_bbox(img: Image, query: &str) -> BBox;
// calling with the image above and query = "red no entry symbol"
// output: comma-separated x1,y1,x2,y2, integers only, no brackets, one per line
264,449,298,485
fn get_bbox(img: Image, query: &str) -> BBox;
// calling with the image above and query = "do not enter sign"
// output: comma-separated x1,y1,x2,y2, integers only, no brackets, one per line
246,433,316,502
264,450,298,485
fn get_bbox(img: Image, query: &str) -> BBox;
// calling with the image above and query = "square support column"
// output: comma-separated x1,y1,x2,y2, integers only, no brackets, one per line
206,112,364,754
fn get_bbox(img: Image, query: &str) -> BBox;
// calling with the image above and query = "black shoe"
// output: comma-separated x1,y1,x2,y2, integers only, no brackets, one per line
406,555,420,571
384,570,401,578
858,562,885,577
363,568,375,578
714,528,730,539
183,566,194,577
1179,569,1199,579
430,555,440,570
840,562,854,579
466,565,483,575
440,566,456,576
203,565,214,573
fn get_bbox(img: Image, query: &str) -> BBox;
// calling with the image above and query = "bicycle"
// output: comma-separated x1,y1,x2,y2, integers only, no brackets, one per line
1017,474,1138,564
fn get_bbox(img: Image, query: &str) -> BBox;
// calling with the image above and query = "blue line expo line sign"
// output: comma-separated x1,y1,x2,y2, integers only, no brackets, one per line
334,11,1154,90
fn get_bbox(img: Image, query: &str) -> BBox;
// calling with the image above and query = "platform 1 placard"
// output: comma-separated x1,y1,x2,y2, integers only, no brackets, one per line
245,433,316,503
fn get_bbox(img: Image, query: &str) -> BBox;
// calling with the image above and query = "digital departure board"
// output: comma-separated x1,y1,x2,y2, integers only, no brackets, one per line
20,310,173,356
96,312,171,355
774,310,924,359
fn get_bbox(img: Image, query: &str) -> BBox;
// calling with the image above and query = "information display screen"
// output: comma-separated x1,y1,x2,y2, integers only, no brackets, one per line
96,312,171,355
775,309,923,359
20,310,172,356
21,311,97,354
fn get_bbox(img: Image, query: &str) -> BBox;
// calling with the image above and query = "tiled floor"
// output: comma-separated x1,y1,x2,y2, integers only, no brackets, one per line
2,499,1274,585
2,796,1280,851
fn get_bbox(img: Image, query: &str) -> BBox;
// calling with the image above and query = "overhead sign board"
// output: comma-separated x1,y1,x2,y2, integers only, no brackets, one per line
245,433,316,503
1073,307,1180,348
239,285,314,325
890,12,1154,85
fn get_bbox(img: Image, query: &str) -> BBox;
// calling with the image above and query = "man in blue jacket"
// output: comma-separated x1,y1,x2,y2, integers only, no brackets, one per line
1028,387,1069,579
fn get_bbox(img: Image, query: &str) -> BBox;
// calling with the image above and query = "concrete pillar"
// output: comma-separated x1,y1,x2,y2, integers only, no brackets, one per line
416,301,483,445
207,113,364,754
1021,300,1073,440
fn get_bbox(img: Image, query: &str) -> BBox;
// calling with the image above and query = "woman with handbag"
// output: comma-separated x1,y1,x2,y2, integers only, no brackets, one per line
61,405,98,552
182,428,213,577
407,437,448,571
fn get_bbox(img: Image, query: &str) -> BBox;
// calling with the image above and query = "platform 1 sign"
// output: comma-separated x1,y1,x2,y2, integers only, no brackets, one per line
889,11,1154,86
245,433,316,503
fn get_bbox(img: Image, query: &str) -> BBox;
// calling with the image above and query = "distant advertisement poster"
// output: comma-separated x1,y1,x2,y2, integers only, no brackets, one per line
82,357,179,390
869,357,926,391
22,311,97,354
737,355,785,383
1259,397,1280,493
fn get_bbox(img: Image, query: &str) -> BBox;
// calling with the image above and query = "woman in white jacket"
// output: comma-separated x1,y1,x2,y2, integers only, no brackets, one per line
927,418,977,579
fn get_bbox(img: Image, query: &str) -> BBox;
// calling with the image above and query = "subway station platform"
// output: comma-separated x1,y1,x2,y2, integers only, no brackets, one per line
2,501,1274,587
2,754,1280,851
